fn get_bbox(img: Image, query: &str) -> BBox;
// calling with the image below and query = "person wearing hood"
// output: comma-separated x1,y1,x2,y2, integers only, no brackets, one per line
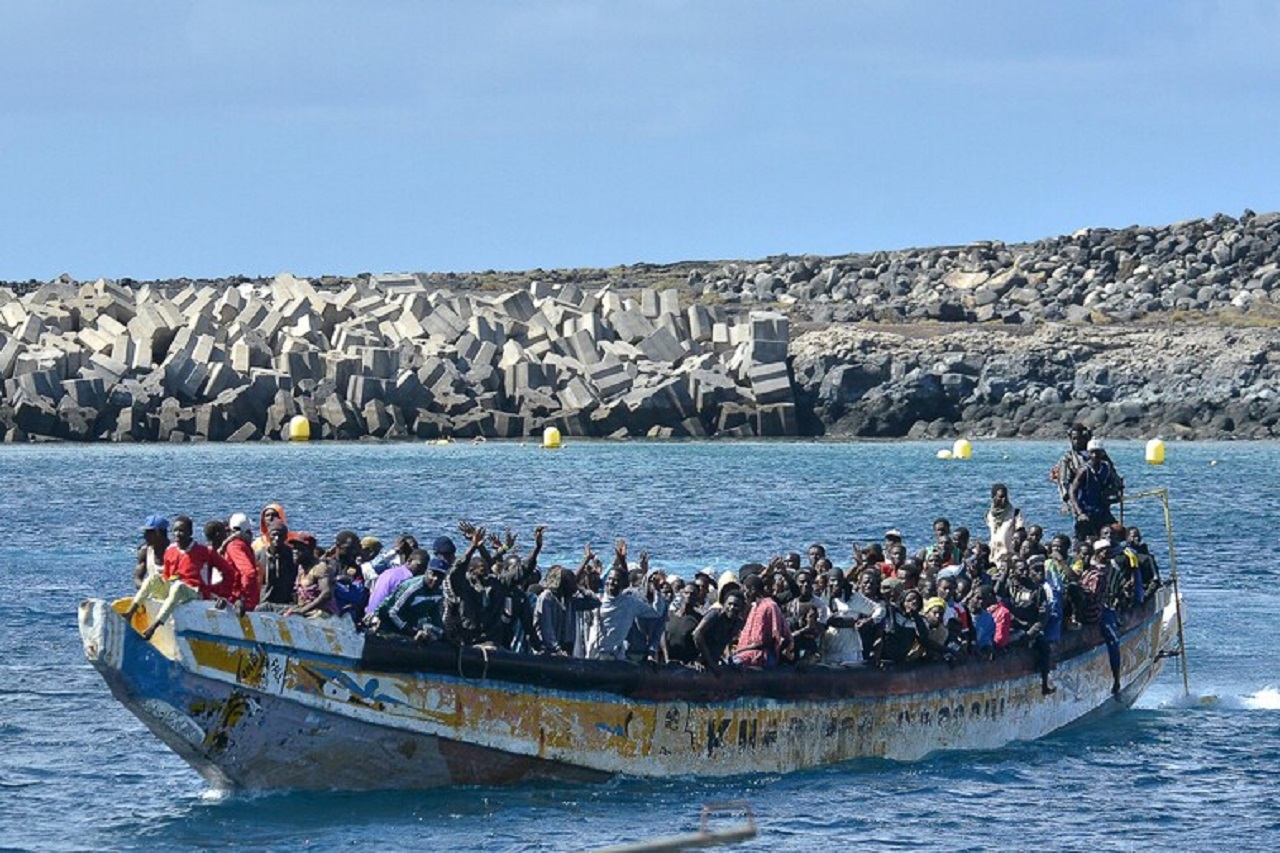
252,503,287,559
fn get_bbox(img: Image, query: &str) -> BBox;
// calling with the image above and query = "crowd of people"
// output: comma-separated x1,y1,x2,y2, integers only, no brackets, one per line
124,425,1161,695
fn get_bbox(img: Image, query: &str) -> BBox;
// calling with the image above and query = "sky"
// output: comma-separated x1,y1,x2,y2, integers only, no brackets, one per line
1,1,1278,282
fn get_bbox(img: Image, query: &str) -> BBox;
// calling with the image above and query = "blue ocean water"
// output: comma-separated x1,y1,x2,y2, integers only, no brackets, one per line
1,439,1276,851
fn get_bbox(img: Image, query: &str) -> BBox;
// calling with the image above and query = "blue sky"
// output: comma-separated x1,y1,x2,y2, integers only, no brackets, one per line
2,1,1278,281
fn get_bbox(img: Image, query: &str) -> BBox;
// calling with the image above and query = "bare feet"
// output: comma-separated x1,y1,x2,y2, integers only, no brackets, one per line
140,625,157,641
1042,682,1056,696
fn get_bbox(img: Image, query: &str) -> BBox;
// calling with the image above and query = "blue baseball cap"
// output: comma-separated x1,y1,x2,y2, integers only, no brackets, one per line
432,536,457,556
427,556,450,575
142,515,169,533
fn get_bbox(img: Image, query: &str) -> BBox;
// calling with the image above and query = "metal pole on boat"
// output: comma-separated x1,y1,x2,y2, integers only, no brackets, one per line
1159,487,1191,697
1122,487,1190,697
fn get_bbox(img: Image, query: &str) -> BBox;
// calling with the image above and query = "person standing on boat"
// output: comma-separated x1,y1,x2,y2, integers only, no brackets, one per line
1069,438,1124,543
985,483,1026,564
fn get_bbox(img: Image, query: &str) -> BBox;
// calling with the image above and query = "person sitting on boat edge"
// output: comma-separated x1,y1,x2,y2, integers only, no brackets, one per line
124,515,231,640
1085,537,1125,696
732,573,792,668
369,551,447,640
133,515,169,591
366,543,422,615
218,513,261,613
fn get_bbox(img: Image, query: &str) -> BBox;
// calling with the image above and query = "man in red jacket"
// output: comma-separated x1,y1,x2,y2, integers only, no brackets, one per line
125,515,230,639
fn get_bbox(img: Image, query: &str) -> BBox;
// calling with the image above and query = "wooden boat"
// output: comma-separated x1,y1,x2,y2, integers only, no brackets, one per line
78,583,1184,790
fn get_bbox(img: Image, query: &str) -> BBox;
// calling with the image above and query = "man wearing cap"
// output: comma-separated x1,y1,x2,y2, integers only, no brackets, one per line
125,515,231,640
1081,537,1124,695
220,513,261,612
1069,438,1125,543
133,515,170,591
370,549,447,639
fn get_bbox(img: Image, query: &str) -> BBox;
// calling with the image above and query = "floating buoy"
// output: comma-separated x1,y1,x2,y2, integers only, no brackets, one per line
952,438,972,460
936,449,953,460
287,415,310,442
543,426,562,450
1145,437,1166,465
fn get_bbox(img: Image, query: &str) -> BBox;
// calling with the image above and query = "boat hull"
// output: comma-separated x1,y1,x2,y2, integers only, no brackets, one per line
79,587,1181,790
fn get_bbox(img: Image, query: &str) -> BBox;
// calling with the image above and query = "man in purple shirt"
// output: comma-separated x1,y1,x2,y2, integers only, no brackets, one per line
366,549,428,614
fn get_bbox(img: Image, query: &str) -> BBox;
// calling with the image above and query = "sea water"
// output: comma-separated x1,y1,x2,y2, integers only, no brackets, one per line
0,440,1276,851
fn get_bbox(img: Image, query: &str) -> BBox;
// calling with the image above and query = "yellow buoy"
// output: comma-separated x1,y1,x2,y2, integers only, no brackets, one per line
287,415,311,442
936,449,953,460
1145,437,1165,465
543,426,562,450
952,438,972,460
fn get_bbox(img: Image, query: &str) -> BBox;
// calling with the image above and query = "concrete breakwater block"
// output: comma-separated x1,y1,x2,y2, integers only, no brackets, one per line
7,210,1277,442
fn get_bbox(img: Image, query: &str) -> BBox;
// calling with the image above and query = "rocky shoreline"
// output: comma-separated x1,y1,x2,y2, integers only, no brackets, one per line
3,211,1279,443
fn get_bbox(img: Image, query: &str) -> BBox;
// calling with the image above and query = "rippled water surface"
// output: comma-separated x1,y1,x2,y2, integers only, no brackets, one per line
1,439,1276,851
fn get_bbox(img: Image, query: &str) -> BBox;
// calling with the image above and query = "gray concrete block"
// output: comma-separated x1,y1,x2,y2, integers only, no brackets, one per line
226,421,262,442
15,366,64,403
359,347,398,379
490,410,525,438
468,313,505,347
387,369,429,410
610,309,655,344
640,288,660,319
12,395,59,437
347,374,389,408
556,282,584,308
748,310,789,342
659,288,681,318
637,326,688,365
756,402,798,437
318,392,362,438
86,351,129,385
560,377,598,411
0,335,21,380
560,328,602,366
749,361,794,405
201,362,244,399
588,357,632,400
362,399,394,437
61,377,107,410
717,402,755,434
495,291,537,324
686,305,714,342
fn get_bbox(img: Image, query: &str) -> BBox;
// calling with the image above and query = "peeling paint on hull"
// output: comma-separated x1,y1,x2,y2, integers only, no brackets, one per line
79,588,1181,790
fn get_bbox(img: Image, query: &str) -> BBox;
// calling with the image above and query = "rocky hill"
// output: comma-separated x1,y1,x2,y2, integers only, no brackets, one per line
2,210,1279,442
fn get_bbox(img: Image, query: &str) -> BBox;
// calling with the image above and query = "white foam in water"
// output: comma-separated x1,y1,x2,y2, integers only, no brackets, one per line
1241,686,1280,710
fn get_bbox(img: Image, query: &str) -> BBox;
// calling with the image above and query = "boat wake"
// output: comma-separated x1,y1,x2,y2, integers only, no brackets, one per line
1155,685,1280,711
